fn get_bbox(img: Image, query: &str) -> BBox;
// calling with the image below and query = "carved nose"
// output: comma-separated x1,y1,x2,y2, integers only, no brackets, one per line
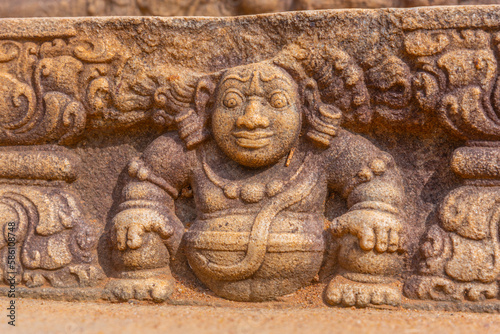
236,100,270,129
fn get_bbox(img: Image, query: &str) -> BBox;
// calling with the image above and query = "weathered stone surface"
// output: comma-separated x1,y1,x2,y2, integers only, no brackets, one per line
0,6,500,312
3,0,500,18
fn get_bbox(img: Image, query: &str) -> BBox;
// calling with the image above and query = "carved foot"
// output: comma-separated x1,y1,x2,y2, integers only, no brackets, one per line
325,275,401,307
404,276,498,301
105,277,174,303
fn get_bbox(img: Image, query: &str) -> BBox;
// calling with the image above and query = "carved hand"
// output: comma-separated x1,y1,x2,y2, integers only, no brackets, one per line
112,208,175,251
330,210,403,253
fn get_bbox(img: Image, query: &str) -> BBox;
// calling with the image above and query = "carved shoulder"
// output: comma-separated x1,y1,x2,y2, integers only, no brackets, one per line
325,130,403,206
324,130,384,187
131,132,193,197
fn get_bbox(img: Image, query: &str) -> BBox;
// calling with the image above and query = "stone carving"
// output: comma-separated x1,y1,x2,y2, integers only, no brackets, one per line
404,143,500,301
106,44,406,304
0,187,103,288
402,28,500,303
0,7,500,312
347,22,500,308
0,149,104,289
0,35,174,145
405,186,500,301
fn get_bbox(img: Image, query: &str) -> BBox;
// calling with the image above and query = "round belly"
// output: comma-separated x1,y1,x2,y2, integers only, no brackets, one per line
184,212,325,302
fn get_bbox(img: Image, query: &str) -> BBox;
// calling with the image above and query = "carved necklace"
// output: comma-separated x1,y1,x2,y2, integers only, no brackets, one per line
202,150,311,203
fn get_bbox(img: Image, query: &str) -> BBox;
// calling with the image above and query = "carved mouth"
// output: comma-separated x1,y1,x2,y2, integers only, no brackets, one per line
232,131,274,149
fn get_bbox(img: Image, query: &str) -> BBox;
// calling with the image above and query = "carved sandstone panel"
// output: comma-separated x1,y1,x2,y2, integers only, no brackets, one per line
0,7,500,311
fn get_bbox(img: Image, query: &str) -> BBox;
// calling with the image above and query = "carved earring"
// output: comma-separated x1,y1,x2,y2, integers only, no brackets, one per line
302,80,341,147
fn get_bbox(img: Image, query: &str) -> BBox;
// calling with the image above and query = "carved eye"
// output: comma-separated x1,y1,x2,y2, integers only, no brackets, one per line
223,91,243,108
270,91,289,109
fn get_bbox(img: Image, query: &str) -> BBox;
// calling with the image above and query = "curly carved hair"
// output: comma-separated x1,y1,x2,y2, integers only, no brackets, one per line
273,39,369,147
158,39,368,150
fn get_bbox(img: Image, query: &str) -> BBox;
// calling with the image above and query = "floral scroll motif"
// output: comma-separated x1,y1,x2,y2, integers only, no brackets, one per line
406,29,500,140
0,187,104,288
1,28,500,146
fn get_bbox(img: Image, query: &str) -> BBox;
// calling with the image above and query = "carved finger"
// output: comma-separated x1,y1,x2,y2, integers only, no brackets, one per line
154,221,174,240
115,225,128,251
355,291,370,307
375,227,389,253
326,287,342,305
388,229,399,253
371,290,384,305
341,289,356,307
329,217,347,237
359,227,375,251
467,288,481,302
127,224,145,250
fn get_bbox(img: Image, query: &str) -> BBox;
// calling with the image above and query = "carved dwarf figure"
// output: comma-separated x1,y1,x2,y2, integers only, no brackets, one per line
108,48,406,305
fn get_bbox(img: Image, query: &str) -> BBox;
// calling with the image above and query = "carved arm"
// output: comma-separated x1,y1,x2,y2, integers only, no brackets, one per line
326,131,405,253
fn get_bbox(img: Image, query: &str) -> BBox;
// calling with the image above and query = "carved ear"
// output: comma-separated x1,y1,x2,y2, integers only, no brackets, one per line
302,78,342,147
194,76,216,116
175,75,216,150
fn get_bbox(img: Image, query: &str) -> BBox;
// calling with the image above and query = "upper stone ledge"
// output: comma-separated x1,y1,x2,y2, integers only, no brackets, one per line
2,5,500,35
1,0,500,18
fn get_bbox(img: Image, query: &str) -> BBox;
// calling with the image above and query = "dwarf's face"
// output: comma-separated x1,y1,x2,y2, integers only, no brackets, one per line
211,63,301,168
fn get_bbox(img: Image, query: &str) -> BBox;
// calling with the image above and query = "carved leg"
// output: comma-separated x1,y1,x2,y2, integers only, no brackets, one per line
326,235,404,307
106,232,175,302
